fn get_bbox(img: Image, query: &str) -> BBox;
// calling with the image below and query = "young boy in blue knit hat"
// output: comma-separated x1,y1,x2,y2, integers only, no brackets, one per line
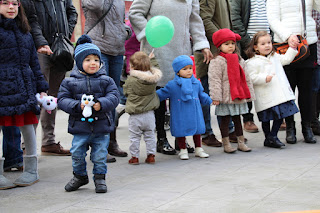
156,55,212,160
58,35,119,193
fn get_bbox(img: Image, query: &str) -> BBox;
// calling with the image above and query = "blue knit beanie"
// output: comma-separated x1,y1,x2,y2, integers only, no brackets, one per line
172,55,193,74
74,35,101,71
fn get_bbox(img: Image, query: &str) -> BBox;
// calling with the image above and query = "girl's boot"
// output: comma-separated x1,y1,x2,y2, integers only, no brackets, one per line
222,137,236,153
13,155,39,186
178,149,189,160
237,136,252,152
195,147,209,158
0,158,15,190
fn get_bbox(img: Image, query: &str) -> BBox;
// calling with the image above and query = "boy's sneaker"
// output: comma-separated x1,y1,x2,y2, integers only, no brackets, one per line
65,173,89,192
94,174,107,193
145,154,155,164
128,157,139,165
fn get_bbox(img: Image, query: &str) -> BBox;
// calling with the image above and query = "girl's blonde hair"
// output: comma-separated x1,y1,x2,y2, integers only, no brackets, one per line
129,51,151,71
246,31,275,59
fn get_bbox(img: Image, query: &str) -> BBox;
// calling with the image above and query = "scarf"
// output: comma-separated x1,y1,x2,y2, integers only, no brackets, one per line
219,52,251,100
175,75,194,101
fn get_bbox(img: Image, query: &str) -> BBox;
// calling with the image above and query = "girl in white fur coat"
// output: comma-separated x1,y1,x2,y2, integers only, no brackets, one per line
246,31,299,148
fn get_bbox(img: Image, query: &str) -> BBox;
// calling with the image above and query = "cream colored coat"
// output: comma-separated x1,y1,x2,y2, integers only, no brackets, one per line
245,48,298,113
208,56,255,104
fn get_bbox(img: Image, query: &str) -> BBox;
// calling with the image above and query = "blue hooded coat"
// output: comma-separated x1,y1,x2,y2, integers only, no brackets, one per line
0,16,48,116
58,64,119,134
156,75,212,137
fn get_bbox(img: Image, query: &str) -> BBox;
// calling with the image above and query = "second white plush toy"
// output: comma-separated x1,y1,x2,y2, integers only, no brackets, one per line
81,94,95,118
36,93,57,114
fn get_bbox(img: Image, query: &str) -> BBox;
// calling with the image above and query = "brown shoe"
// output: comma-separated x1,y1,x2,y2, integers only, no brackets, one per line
145,154,155,164
41,142,71,156
279,121,286,131
229,132,248,143
128,157,139,165
243,121,259,133
108,140,128,157
202,134,222,147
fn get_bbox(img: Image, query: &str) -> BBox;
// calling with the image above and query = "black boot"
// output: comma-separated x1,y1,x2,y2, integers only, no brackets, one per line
264,135,285,148
311,92,320,135
157,138,176,155
108,130,128,157
174,139,195,153
301,121,317,143
286,121,297,144
65,173,89,192
94,174,107,193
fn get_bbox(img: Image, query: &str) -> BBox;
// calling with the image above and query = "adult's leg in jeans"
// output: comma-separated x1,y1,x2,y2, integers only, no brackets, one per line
2,126,23,170
37,53,66,147
101,54,127,157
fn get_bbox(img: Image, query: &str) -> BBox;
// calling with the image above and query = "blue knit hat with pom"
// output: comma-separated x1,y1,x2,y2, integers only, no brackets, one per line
74,35,101,71
172,55,193,74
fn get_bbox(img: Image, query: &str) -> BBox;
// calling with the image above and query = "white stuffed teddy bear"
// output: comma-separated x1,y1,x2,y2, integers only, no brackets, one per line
81,94,95,118
36,93,57,114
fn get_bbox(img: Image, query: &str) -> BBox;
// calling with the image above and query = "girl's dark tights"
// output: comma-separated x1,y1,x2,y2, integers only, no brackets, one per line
176,135,201,149
262,119,283,138
220,115,243,138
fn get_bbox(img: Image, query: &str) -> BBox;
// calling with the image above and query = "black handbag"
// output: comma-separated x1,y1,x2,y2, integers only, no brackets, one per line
47,0,74,71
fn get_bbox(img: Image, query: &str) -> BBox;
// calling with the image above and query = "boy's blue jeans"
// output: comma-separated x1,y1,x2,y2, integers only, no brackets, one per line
71,133,110,176
2,126,23,169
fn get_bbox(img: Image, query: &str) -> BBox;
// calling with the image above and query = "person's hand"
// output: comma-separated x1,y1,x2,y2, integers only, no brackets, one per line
37,45,53,55
288,35,299,49
266,75,274,83
40,92,47,98
212,100,220,105
81,103,84,110
201,48,213,64
93,102,101,111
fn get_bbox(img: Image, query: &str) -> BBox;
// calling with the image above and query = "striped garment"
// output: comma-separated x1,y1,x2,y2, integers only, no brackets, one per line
247,0,270,38
312,9,320,65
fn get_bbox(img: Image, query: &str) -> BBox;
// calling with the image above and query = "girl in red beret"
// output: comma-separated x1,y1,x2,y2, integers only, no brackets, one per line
208,29,255,154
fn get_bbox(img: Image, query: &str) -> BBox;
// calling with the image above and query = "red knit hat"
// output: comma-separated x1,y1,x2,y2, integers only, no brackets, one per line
212,28,241,48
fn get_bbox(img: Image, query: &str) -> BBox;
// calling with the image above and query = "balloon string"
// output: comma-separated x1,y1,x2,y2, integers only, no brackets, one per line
149,48,155,59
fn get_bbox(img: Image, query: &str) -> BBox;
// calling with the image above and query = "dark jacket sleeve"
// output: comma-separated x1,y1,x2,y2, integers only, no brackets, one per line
230,0,251,50
58,79,82,115
97,77,120,113
66,0,78,39
21,0,48,49
29,38,49,92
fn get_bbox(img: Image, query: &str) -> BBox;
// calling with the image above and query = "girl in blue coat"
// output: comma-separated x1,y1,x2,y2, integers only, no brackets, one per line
157,55,212,160
0,1,48,190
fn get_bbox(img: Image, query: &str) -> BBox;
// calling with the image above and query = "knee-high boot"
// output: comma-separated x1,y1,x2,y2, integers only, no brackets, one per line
311,92,320,135
108,129,128,157
301,121,317,144
13,155,39,186
286,120,297,144
0,158,15,190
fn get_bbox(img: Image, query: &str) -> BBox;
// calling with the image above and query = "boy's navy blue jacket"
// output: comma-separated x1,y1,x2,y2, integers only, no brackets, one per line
58,64,119,134
0,16,48,116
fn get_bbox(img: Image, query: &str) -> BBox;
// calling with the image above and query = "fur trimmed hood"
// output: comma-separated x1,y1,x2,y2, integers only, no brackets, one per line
129,68,162,84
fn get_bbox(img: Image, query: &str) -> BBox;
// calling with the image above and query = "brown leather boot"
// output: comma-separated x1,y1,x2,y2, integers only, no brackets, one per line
202,134,222,147
237,136,251,152
145,154,155,164
243,121,259,133
222,137,236,153
41,142,71,156
108,130,128,157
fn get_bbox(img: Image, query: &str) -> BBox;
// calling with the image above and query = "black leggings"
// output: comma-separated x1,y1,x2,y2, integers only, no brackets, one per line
261,119,282,138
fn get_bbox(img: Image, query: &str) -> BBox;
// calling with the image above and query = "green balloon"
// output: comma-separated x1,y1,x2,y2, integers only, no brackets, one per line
145,16,175,48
